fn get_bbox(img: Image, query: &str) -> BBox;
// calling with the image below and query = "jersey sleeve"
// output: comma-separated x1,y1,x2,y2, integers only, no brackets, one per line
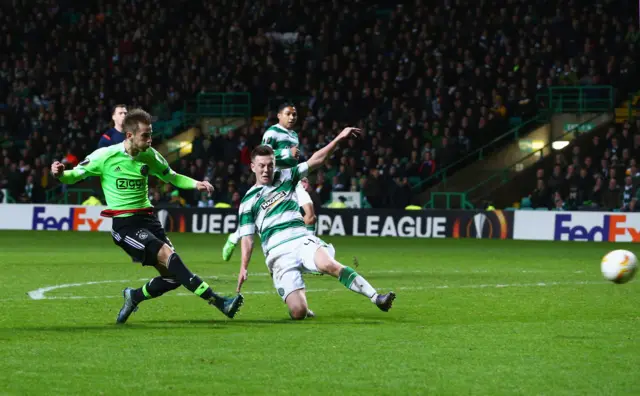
98,132,112,148
262,131,297,168
148,149,198,189
237,197,256,238
58,149,105,184
289,162,309,185
295,183,313,206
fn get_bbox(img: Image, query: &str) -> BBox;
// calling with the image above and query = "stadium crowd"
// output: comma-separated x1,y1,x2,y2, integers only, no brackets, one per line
525,118,640,211
1,0,639,209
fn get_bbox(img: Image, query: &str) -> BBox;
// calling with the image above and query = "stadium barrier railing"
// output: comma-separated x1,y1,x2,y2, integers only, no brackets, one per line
462,112,606,202
412,85,615,193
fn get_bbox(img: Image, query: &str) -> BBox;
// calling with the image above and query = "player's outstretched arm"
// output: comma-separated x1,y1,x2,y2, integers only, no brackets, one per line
162,171,213,193
51,152,104,184
306,127,361,173
149,149,214,193
236,190,257,292
236,235,254,293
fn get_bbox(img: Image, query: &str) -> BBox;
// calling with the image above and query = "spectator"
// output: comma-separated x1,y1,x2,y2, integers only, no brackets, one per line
20,174,45,203
530,179,550,209
2,0,640,208
419,152,436,180
197,192,214,208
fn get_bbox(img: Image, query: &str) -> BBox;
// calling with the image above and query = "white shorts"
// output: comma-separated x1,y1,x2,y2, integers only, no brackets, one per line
266,235,336,301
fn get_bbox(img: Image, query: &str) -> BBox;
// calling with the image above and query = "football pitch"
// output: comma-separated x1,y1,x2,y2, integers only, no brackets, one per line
1,231,638,395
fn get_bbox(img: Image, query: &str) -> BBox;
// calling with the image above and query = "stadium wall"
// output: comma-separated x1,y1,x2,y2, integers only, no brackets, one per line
1,204,639,243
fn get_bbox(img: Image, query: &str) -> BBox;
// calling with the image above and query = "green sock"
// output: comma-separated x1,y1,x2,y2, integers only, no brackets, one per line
131,277,180,304
338,266,377,301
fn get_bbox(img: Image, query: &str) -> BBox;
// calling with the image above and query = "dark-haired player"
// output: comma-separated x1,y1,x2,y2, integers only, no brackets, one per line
51,108,244,324
234,129,396,320
98,104,128,148
222,103,316,260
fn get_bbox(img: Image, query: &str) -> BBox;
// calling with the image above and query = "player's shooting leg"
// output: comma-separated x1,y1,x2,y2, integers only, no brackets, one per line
285,289,309,320
129,263,181,304
314,247,379,302
156,244,227,308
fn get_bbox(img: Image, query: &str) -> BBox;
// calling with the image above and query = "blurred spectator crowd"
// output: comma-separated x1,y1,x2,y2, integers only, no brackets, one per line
1,0,639,208
526,118,640,211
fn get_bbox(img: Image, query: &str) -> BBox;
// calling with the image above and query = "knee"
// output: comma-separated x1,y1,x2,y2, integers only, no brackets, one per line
156,244,175,267
286,296,309,320
289,306,308,320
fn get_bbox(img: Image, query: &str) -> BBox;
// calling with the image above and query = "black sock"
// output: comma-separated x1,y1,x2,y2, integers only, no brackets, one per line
131,276,181,304
167,253,225,308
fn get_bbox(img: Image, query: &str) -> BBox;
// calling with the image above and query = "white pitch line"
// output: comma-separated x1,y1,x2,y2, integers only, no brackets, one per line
18,280,609,302
26,280,132,300
23,269,584,301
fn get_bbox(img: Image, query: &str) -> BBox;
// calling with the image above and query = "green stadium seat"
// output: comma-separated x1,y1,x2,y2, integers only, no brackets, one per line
536,207,548,210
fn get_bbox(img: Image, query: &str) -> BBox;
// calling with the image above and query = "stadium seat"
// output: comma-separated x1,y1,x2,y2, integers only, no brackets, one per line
520,197,533,209
509,117,523,127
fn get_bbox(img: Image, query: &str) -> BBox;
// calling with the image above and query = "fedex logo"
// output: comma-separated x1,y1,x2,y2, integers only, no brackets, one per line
554,214,640,242
32,207,103,231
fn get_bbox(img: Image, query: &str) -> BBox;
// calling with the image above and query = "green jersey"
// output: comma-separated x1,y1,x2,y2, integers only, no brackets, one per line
59,142,197,216
261,124,299,168
237,162,311,256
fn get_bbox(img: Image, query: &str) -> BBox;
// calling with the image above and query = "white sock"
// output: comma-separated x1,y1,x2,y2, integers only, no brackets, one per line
339,267,378,302
228,230,240,244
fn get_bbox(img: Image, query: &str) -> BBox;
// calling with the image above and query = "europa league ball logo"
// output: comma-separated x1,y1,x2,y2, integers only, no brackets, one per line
472,213,488,239
156,209,186,232
157,209,169,229
452,210,510,239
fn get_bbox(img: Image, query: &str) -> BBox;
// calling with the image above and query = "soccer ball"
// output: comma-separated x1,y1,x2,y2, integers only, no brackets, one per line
600,249,638,284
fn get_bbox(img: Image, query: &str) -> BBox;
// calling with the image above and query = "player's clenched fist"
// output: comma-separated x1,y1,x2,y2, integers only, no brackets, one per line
290,146,300,159
51,161,65,178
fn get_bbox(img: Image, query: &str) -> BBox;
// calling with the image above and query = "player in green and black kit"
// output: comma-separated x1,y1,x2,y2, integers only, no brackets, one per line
50,108,243,324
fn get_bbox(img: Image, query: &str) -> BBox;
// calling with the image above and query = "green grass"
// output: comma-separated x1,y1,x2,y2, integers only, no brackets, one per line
0,231,639,395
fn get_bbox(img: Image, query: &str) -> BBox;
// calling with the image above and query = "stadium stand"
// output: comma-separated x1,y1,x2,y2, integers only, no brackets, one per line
1,0,639,209
521,118,640,211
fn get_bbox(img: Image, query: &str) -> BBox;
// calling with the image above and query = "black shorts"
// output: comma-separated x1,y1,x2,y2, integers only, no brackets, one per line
111,214,174,266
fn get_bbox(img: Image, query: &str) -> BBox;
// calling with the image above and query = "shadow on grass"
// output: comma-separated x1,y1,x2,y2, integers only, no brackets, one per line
2,316,405,333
